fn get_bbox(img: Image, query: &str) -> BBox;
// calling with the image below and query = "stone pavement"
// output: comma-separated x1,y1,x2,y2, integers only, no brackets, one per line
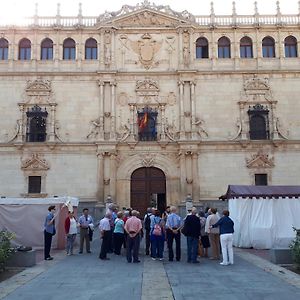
1,233,300,300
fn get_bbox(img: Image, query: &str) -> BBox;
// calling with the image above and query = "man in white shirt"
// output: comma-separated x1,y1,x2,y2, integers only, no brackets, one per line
99,212,111,260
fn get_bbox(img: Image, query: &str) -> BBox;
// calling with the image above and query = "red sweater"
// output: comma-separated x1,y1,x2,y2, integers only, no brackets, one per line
64,217,77,234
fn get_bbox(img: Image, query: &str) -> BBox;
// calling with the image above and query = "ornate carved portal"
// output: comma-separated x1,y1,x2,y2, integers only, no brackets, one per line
130,167,166,216
14,79,60,143
233,75,289,141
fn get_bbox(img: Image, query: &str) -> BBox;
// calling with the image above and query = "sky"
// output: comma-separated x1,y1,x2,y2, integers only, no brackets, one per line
0,0,299,24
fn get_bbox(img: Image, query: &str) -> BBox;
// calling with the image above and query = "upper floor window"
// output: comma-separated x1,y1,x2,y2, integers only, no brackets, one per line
28,176,41,193
0,38,8,60
26,105,48,142
262,37,275,58
85,38,97,60
41,38,53,60
240,36,253,58
196,37,209,59
137,107,158,141
19,38,31,60
63,38,76,60
248,104,270,140
284,35,298,58
255,174,268,186
218,37,231,58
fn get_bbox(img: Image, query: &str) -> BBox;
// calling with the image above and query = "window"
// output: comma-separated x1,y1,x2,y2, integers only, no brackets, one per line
28,176,41,193
19,38,31,60
196,37,209,59
240,37,253,58
218,37,231,58
255,174,268,186
26,105,48,142
0,38,8,60
284,36,298,58
248,104,270,140
137,107,158,141
85,38,97,60
41,38,53,60
262,37,275,58
63,38,76,60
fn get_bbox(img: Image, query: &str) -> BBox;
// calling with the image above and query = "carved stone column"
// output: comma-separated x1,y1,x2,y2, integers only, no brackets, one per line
111,29,116,69
271,102,279,139
103,152,111,200
239,102,247,140
178,29,183,68
179,152,187,201
128,103,136,141
192,152,200,200
160,104,166,141
185,151,193,196
109,152,117,200
97,80,105,140
96,152,104,203
178,81,185,139
48,104,57,142
110,81,116,140
211,29,216,70
190,81,197,140
16,104,25,142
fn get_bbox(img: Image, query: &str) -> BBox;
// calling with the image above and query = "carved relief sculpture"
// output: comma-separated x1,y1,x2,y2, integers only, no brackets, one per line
130,33,162,69
246,151,275,169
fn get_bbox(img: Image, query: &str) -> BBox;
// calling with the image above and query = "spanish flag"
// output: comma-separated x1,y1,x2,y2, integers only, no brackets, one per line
138,112,148,130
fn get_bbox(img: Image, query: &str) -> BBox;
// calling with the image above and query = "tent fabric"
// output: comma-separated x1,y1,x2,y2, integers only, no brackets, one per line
0,197,79,249
0,196,79,206
229,196,300,249
223,185,300,199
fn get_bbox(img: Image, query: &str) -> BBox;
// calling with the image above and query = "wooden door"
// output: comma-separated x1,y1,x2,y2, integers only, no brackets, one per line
130,167,166,216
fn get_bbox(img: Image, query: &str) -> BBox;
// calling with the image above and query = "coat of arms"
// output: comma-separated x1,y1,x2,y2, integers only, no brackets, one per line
130,33,162,69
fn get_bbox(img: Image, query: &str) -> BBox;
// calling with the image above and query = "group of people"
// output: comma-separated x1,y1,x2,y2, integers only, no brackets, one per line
44,204,235,266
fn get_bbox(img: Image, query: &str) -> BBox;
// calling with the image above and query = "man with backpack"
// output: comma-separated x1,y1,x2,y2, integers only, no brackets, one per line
143,207,153,255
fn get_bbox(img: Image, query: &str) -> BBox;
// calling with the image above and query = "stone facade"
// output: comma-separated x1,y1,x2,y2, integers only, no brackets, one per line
0,1,300,214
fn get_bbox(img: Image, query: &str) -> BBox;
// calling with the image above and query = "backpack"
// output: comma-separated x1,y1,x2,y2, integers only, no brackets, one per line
152,218,162,236
144,213,151,231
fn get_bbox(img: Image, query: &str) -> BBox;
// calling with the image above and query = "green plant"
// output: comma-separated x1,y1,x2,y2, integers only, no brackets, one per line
290,227,300,270
0,230,15,271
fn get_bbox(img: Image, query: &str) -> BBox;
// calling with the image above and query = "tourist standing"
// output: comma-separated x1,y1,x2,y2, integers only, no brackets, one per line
211,210,234,265
205,208,220,260
184,207,201,263
166,206,182,262
44,205,56,260
150,209,165,261
199,211,210,258
124,210,142,263
113,211,125,255
79,208,94,254
143,207,153,255
99,212,111,260
64,211,78,256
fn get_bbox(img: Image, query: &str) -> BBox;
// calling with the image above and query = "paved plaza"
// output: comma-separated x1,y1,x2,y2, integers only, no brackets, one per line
1,233,300,300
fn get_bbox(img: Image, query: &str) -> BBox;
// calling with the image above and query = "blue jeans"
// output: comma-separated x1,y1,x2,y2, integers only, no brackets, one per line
66,234,76,254
187,236,199,262
151,236,164,258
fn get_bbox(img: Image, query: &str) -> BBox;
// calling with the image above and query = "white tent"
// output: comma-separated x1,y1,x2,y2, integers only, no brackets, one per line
222,185,300,249
0,197,79,249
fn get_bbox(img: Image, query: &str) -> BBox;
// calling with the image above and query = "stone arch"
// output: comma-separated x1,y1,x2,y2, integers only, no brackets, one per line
116,153,180,209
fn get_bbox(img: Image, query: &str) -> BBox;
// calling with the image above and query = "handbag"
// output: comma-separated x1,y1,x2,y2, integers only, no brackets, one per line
52,228,56,236
198,239,203,257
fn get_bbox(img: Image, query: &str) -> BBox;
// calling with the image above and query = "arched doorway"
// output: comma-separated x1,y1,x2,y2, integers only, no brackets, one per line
130,167,166,216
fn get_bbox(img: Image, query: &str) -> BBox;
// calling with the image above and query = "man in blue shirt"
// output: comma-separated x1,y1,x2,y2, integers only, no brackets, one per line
166,206,182,261
44,205,56,260
78,208,94,254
